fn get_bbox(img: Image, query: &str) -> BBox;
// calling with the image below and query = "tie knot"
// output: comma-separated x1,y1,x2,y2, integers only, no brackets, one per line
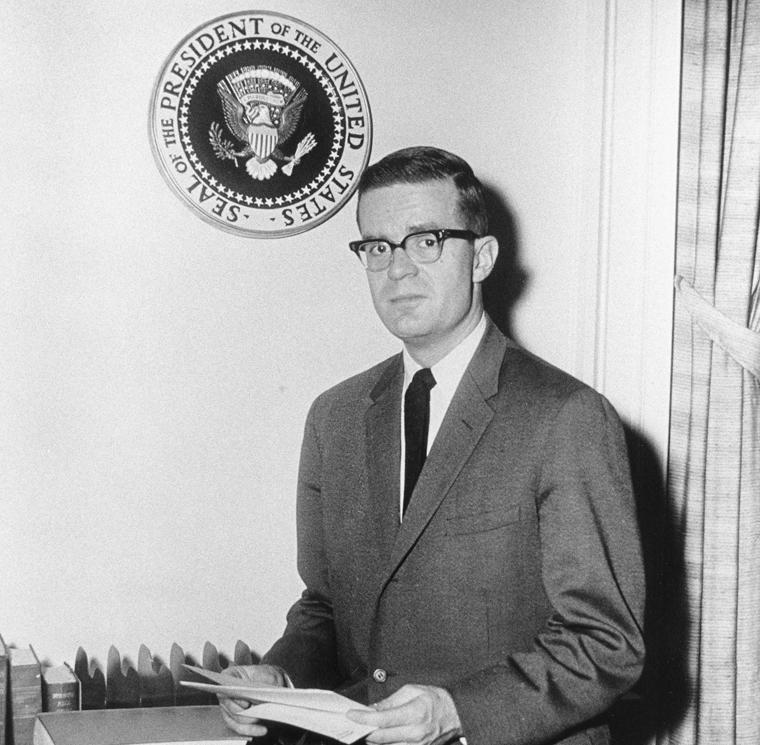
409,367,436,393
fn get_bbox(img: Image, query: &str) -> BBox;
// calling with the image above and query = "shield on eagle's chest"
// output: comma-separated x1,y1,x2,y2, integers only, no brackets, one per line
247,124,278,160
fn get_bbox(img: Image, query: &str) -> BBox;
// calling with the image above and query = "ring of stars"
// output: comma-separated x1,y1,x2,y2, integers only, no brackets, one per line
176,39,346,210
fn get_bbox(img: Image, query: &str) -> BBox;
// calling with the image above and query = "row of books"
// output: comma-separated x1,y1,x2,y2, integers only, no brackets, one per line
0,637,258,745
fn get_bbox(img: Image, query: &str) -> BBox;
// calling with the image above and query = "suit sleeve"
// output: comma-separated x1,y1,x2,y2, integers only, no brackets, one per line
261,397,343,689
449,388,645,745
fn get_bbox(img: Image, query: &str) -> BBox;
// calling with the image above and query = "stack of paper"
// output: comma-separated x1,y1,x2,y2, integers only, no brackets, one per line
180,666,375,744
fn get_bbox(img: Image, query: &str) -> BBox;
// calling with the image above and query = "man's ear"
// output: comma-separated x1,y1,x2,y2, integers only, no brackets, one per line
472,235,499,283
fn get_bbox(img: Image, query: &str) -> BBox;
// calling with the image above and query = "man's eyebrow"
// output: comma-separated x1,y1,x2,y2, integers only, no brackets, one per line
358,222,442,241
367,223,440,240
406,222,440,233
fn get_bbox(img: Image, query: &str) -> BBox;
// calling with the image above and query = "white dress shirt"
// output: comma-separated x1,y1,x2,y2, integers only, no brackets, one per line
399,314,487,519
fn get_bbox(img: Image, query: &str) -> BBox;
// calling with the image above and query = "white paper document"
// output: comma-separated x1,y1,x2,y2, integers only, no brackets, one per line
180,666,375,744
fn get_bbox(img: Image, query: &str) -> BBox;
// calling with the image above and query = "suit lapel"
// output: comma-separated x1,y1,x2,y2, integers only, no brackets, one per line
364,354,404,561
385,322,508,585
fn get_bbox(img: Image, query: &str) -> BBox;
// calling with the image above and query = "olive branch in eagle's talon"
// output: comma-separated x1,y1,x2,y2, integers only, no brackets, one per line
209,122,240,167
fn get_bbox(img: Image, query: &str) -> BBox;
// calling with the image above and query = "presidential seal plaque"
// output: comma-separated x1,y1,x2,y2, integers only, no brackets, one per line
149,11,372,237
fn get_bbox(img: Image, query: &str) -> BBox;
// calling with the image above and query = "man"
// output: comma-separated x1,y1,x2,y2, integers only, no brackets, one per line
221,147,645,745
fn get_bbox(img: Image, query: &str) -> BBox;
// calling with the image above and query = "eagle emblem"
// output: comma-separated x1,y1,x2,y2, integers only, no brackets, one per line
209,66,317,180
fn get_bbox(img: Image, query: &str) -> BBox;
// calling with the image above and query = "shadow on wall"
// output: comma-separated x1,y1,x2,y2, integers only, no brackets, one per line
480,183,528,342
477,184,691,744
609,426,691,745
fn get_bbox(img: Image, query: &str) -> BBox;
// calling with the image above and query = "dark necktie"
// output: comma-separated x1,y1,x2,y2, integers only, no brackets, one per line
403,368,436,513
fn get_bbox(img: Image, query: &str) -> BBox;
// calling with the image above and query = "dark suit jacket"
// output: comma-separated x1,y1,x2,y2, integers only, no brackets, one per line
264,319,645,745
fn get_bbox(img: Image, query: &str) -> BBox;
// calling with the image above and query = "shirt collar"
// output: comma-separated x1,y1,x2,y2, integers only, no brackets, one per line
402,313,487,391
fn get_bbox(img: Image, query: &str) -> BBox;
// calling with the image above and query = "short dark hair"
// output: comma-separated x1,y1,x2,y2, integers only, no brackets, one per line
357,146,488,234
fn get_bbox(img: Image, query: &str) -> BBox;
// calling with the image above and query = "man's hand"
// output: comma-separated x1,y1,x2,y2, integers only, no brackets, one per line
217,664,288,738
346,684,463,745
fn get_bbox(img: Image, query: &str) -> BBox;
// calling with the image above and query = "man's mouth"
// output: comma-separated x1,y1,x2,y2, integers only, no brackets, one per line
389,293,425,304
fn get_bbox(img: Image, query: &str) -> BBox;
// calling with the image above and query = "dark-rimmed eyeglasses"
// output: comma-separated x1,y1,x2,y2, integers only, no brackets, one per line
349,229,480,272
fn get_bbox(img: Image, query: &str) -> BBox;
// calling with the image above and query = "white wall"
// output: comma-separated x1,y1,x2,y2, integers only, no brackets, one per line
0,0,681,666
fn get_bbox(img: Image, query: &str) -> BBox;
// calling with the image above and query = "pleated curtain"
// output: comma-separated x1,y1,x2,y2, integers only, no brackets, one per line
664,1,760,744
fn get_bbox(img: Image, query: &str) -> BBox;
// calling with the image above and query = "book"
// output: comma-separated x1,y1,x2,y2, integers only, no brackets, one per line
74,647,105,709
181,666,374,744
9,646,42,745
42,664,80,712
0,635,8,745
32,705,247,745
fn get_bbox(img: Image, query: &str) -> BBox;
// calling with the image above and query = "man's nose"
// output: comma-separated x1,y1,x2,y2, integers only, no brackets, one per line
386,246,418,279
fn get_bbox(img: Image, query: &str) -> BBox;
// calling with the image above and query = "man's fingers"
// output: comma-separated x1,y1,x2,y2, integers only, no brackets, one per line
348,685,462,745
347,698,419,727
348,685,419,721
365,724,425,745
218,695,252,714
345,707,373,724
219,706,269,738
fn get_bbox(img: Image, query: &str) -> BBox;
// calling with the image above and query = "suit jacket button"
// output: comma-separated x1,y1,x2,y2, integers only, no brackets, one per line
372,668,387,683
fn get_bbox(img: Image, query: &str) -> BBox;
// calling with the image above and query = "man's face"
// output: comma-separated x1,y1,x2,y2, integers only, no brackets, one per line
357,179,489,356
